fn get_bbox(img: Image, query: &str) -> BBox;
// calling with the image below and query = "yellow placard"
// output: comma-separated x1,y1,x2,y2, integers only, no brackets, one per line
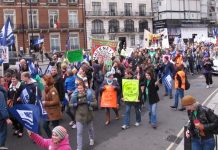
122,79,139,102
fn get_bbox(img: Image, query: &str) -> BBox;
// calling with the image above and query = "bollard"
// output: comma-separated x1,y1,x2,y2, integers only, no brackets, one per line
184,125,191,150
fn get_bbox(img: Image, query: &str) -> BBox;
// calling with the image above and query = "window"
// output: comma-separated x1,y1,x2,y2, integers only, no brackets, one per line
124,3,132,16
3,0,14,2
28,9,39,29
139,4,146,16
68,0,77,3
49,10,59,28
124,19,134,32
109,19,119,33
139,20,148,32
3,9,15,29
29,34,39,52
50,33,61,52
69,33,80,50
92,2,101,15
109,35,116,40
109,2,117,16
130,35,135,46
68,11,78,28
26,0,38,3
92,20,104,34
48,0,58,3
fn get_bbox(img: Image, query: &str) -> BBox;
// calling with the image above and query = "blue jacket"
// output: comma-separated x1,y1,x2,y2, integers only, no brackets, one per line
65,75,76,92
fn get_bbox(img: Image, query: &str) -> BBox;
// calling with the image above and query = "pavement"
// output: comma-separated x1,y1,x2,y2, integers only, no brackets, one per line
175,88,218,150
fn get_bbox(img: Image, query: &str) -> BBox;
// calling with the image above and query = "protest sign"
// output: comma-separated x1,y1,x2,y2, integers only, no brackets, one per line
92,38,118,61
122,79,139,102
0,46,9,63
66,49,83,63
101,85,117,108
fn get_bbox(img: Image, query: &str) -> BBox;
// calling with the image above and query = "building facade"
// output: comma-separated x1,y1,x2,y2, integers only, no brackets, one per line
85,0,153,49
0,0,85,53
152,0,218,43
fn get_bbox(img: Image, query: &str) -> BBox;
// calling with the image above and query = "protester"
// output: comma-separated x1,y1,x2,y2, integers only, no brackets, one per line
42,75,62,138
7,74,24,137
72,82,97,150
27,126,72,150
121,68,141,130
182,95,218,150
100,71,120,125
202,55,213,88
141,70,160,129
170,65,186,111
0,85,12,150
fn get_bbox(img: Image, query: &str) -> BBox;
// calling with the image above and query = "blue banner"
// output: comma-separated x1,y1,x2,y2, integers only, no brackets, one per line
9,104,40,133
162,72,172,92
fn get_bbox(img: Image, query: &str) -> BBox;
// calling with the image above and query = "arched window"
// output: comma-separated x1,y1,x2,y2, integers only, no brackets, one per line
108,19,119,33
92,19,104,34
139,20,148,32
124,19,134,32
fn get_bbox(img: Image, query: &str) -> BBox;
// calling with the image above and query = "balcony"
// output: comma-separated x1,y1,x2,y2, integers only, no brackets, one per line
91,29,105,34
12,23,83,32
108,28,138,33
86,11,153,17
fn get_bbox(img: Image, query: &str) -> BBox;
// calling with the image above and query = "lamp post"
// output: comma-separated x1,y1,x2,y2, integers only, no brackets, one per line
29,0,34,54
20,0,25,52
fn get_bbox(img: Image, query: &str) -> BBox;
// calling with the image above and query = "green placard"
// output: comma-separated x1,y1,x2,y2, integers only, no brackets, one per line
122,79,139,102
66,49,83,63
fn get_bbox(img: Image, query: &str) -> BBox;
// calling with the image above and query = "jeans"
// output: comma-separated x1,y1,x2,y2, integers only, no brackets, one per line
66,104,75,122
123,103,141,126
43,120,59,138
174,88,184,108
148,103,157,125
72,89,93,106
76,121,94,150
192,137,215,150
0,120,7,147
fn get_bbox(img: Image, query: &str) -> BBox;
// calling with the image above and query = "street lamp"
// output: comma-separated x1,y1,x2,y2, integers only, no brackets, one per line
29,0,34,54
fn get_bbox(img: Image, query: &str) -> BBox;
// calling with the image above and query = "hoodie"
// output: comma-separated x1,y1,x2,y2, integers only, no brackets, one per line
30,133,72,150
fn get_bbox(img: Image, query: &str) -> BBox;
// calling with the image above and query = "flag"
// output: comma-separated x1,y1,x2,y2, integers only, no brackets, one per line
27,60,37,78
33,38,44,45
162,73,172,91
8,104,40,133
0,17,15,46
66,49,83,63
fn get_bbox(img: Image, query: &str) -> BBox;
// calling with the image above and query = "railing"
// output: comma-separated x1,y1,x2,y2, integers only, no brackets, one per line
10,23,83,31
86,11,153,17
108,28,138,33
91,29,105,34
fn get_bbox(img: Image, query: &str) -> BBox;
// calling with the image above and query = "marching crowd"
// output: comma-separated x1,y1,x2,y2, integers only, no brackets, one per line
0,42,218,150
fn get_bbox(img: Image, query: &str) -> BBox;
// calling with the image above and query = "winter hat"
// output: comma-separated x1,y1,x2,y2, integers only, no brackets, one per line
181,95,196,106
52,126,67,140
106,71,113,78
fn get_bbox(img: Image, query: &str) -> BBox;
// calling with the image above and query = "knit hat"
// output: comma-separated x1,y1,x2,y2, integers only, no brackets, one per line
106,71,113,78
181,95,197,106
52,126,67,140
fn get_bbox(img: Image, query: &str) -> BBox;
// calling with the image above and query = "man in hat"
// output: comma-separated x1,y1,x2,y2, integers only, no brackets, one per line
182,95,218,150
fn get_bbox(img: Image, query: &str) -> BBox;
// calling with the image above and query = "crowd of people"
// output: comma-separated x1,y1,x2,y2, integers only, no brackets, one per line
0,42,218,150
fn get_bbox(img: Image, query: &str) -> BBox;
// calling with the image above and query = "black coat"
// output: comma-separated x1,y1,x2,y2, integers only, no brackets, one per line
141,79,160,105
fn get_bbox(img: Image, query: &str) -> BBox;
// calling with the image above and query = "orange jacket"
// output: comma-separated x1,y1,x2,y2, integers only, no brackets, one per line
175,70,186,90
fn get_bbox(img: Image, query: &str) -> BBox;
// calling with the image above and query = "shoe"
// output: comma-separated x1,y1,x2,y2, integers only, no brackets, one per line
151,124,157,129
178,108,186,111
115,115,120,120
89,139,94,146
13,130,18,135
69,121,74,126
134,122,140,127
18,132,23,137
71,123,77,129
0,147,8,150
170,106,177,109
169,95,173,99
206,85,209,88
164,93,168,96
209,84,213,88
121,125,130,130
105,121,110,125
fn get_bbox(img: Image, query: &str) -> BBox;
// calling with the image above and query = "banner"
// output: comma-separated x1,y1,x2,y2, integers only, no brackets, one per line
9,104,40,133
143,28,169,49
66,49,83,63
92,38,118,61
122,79,139,102
162,73,172,92
0,46,9,63
100,85,117,108
120,47,134,57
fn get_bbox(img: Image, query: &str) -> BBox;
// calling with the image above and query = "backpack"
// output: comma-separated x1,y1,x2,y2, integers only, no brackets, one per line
185,75,190,90
203,106,218,134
